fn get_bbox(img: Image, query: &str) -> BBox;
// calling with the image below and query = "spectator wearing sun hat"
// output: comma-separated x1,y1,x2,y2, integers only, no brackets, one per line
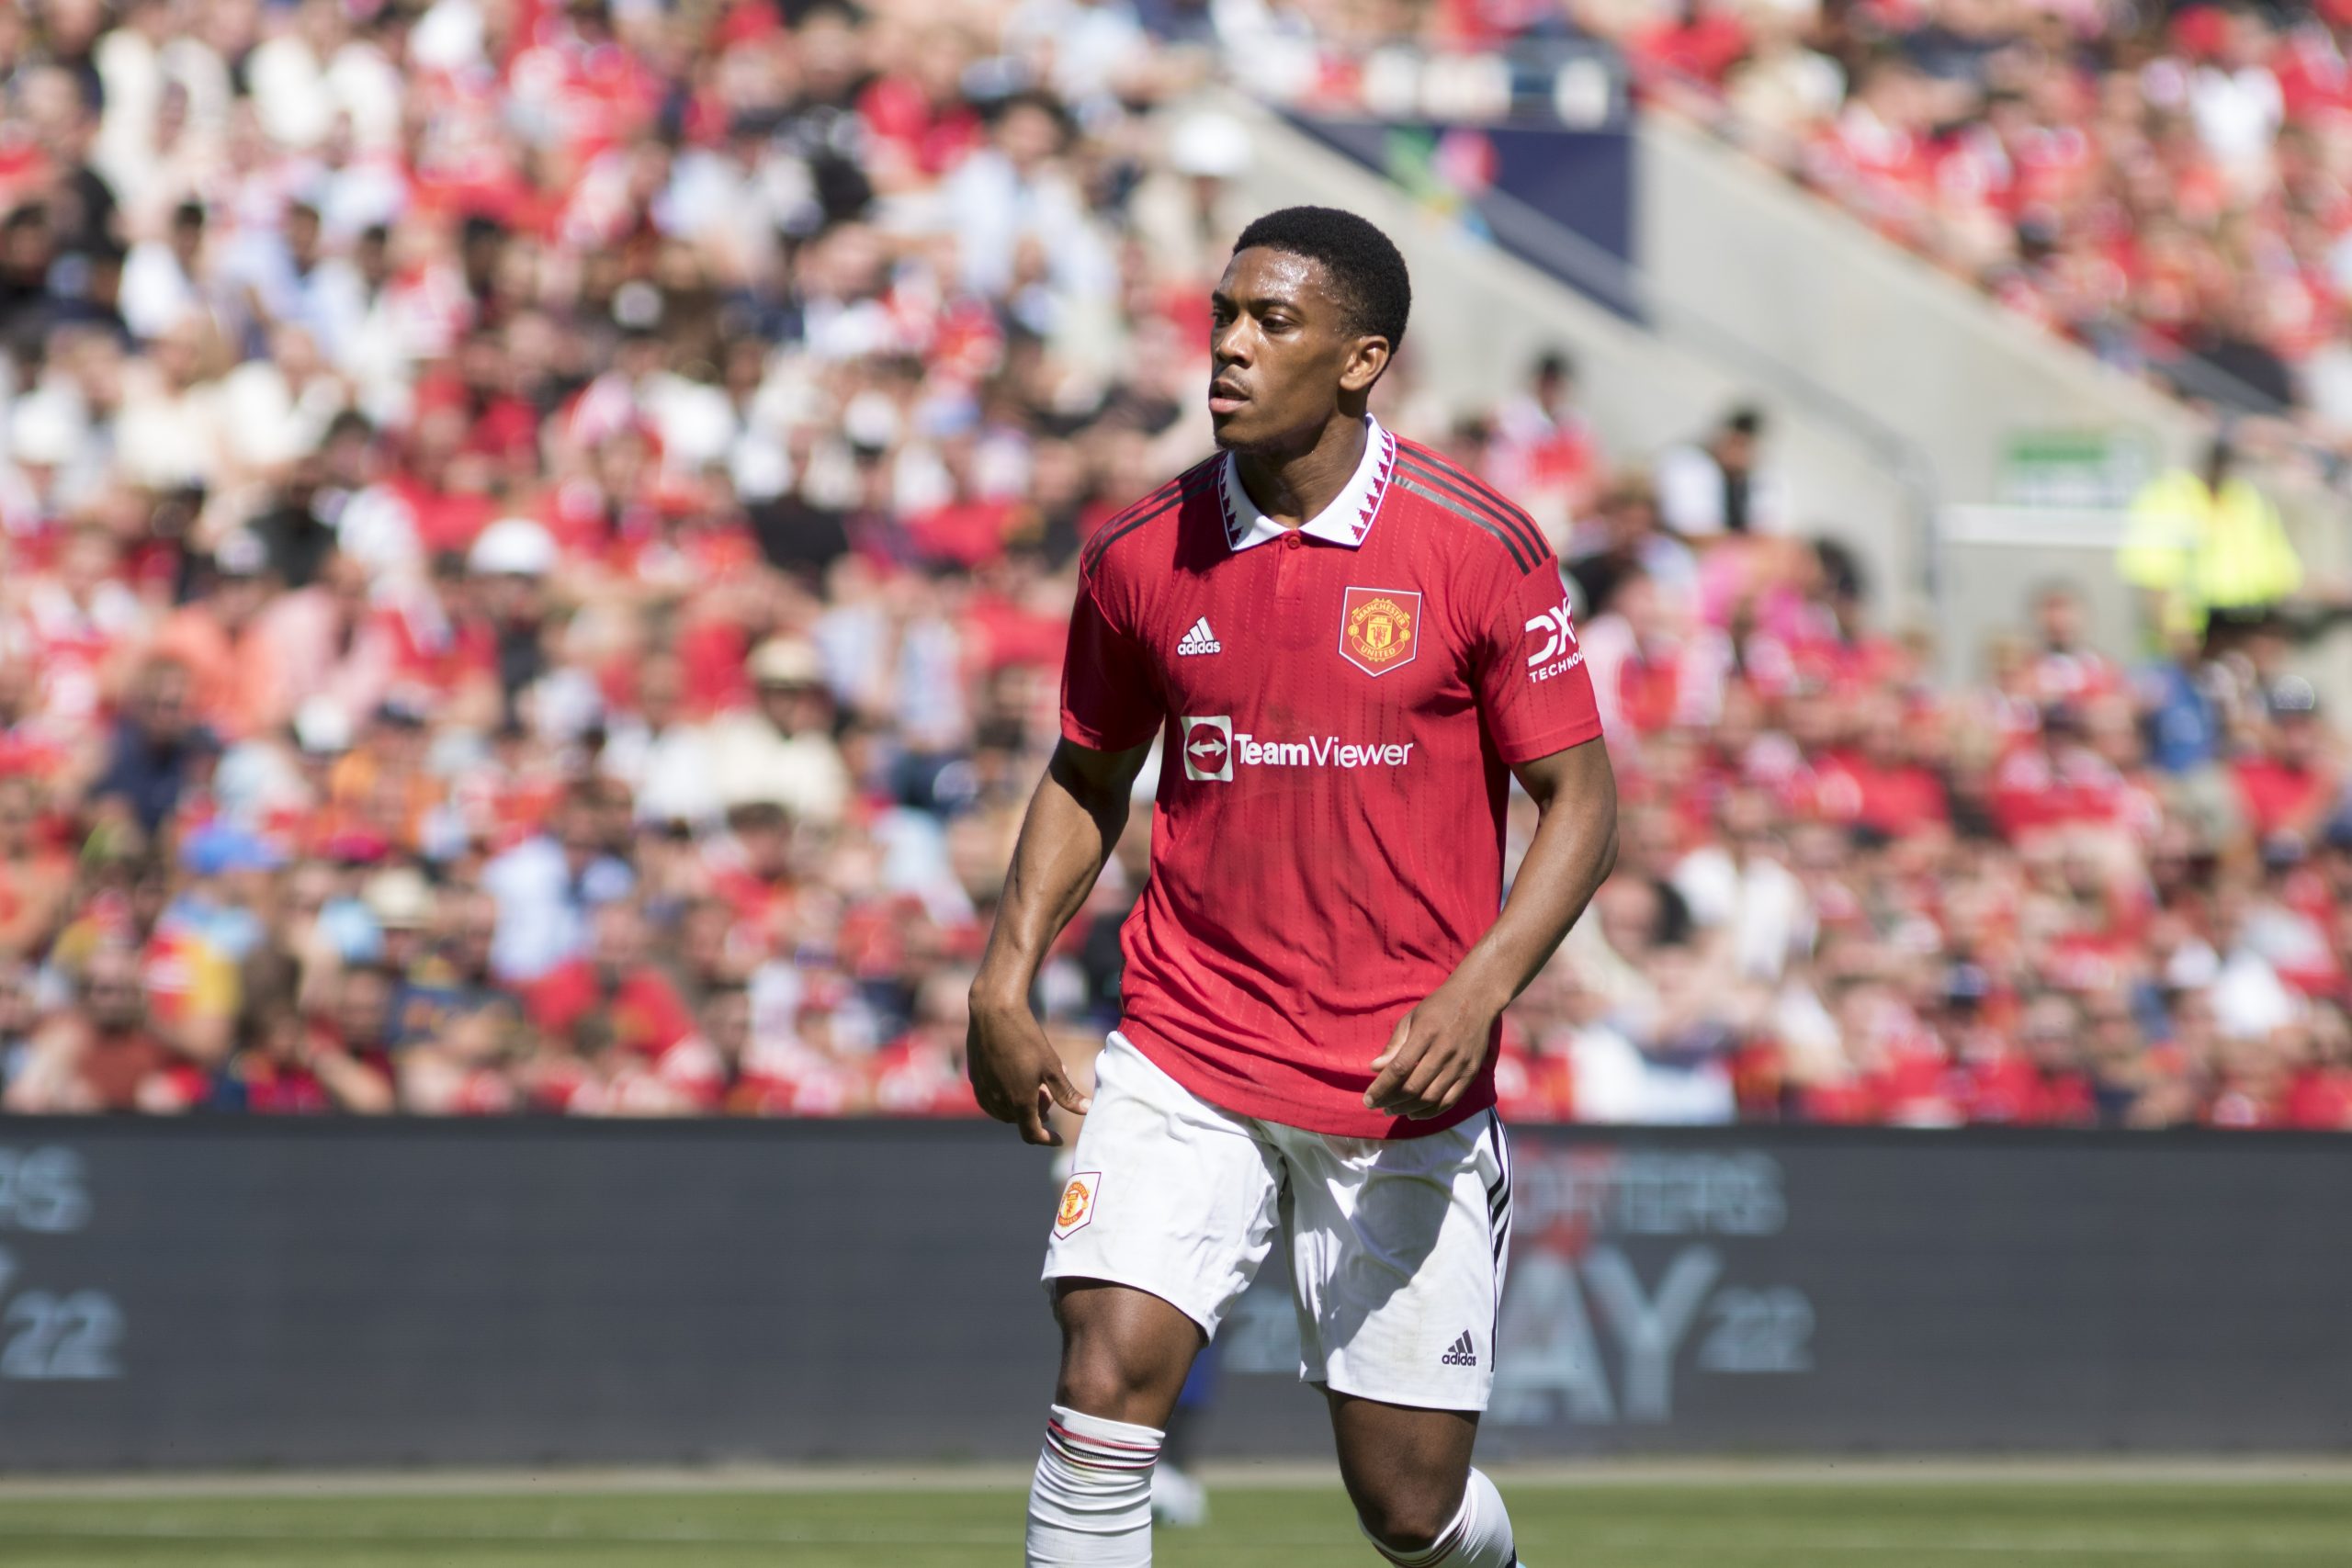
468,518,560,733
363,863,439,979
704,637,853,826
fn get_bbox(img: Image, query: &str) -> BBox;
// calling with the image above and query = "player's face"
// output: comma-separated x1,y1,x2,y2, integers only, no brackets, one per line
1208,247,1388,454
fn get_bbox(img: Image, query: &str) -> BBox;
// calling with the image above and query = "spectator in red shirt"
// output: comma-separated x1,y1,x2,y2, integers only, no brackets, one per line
307,964,403,1086
6,944,202,1112
869,972,983,1116
2207,1029,2294,1129
2028,584,2123,710
401,1001,526,1116
1812,690,1951,840
2282,1002,2352,1129
228,954,396,1114
527,898,723,1110
2233,682,2341,850
1631,0,1755,92
0,774,73,959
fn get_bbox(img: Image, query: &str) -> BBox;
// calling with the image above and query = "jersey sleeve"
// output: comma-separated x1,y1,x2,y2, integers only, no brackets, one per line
1473,560,1604,764
1059,567,1164,752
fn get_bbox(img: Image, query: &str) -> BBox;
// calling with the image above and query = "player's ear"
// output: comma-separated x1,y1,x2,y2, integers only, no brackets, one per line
1340,335,1391,396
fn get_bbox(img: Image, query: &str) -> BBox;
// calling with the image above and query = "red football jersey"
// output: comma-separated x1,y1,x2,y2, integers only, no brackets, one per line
1061,420,1603,1138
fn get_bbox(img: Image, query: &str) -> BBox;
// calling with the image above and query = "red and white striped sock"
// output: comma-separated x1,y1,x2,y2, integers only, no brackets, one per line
1024,1403,1162,1566
1363,1468,1519,1567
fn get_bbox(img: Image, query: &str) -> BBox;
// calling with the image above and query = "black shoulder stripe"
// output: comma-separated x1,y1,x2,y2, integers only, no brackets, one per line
1082,460,1219,572
1395,451,1548,565
1080,481,1182,571
1396,477,1532,573
1082,490,1187,574
1396,451,1548,564
1400,449,1548,560
1093,465,1203,537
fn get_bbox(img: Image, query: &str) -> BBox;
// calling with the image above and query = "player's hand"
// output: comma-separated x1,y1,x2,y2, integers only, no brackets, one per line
967,988,1091,1145
1364,984,1499,1120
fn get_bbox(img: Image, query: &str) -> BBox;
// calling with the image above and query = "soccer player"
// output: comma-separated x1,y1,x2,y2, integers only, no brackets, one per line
969,206,1619,1568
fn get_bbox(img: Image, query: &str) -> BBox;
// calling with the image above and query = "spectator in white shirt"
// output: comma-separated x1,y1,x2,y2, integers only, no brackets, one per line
705,637,853,827
2188,9,2283,194
1655,405,1788,538
119,201,208,344
1673,788,1815,982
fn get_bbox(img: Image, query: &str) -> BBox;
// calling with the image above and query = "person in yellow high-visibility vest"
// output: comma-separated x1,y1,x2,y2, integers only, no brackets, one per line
2119,437,2303,639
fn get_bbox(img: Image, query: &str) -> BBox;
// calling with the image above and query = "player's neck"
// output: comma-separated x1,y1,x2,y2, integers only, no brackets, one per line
1232,412,1370,528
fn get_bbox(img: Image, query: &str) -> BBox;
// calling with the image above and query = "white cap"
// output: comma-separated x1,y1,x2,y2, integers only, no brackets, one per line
215,529,268,578
10,387,86,467
293,695,354,755
468,516,558,577
748,637,826,687
363,865,436,930
1169,112,1252,179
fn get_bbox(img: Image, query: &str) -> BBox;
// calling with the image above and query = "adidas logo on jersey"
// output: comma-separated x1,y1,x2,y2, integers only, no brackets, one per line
1441,1332,1478,1368
1176,616,1222,656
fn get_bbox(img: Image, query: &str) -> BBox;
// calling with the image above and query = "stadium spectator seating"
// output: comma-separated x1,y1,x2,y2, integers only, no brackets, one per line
1226,0,2352,433
4,0,2351,1129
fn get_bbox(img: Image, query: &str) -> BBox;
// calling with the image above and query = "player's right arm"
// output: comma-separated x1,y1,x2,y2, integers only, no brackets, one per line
971,547,1164,1145
967,736,1152,1145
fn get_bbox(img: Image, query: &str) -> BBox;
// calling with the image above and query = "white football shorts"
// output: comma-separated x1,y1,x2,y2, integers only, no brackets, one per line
1042,1032,1512,1412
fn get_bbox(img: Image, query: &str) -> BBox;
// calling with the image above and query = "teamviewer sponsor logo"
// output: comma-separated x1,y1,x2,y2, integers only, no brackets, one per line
1236,735,1416,768
1181,715,1233,782
1180,716,1416,783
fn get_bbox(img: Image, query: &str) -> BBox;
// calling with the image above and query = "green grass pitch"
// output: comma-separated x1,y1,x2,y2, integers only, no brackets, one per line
0,1475,2346,1566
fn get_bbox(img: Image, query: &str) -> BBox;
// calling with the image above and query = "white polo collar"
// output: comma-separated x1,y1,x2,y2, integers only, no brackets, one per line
1219,417,1396,553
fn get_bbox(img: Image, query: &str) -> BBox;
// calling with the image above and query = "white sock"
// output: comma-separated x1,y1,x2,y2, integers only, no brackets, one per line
1025,1403,1162,1566
1362,1467,1518,1566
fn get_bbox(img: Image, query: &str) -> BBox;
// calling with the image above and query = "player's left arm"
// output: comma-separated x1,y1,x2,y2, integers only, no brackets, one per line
1363,744,1618,1120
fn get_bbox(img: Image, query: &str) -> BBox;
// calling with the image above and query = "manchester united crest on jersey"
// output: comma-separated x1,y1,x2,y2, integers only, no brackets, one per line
1340,586,1420,677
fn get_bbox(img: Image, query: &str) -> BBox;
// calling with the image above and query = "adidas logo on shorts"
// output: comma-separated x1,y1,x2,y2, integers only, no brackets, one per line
1440,1331,1477,1368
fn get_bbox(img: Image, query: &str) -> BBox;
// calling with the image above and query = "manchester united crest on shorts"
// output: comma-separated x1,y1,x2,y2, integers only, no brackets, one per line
1053,1172,1101,1237
1340,586,1420,677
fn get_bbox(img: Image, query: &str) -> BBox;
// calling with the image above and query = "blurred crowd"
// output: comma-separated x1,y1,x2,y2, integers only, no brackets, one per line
1217,0,2352,434
3,0,2350,1130
1623,0,2352,431
1534,456,2352,1130
0,0,1225,1116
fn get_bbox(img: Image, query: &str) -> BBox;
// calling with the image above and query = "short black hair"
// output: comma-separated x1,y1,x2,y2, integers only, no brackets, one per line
1233,207,1410,351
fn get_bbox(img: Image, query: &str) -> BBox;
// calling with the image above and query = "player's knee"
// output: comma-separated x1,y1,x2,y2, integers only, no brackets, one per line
1052,1282,1200,1427
1055,1332,1169,1427
1352,1479,1462,1555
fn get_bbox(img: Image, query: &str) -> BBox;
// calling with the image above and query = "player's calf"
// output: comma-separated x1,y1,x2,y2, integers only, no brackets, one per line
1331,1395,1516,1568
1028,1281,1204,1566
1025,1402,1163,1567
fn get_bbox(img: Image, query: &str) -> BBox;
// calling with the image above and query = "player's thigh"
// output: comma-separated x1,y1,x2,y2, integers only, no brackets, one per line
1279,1109,1510,1413
1043,1033,1285,1341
